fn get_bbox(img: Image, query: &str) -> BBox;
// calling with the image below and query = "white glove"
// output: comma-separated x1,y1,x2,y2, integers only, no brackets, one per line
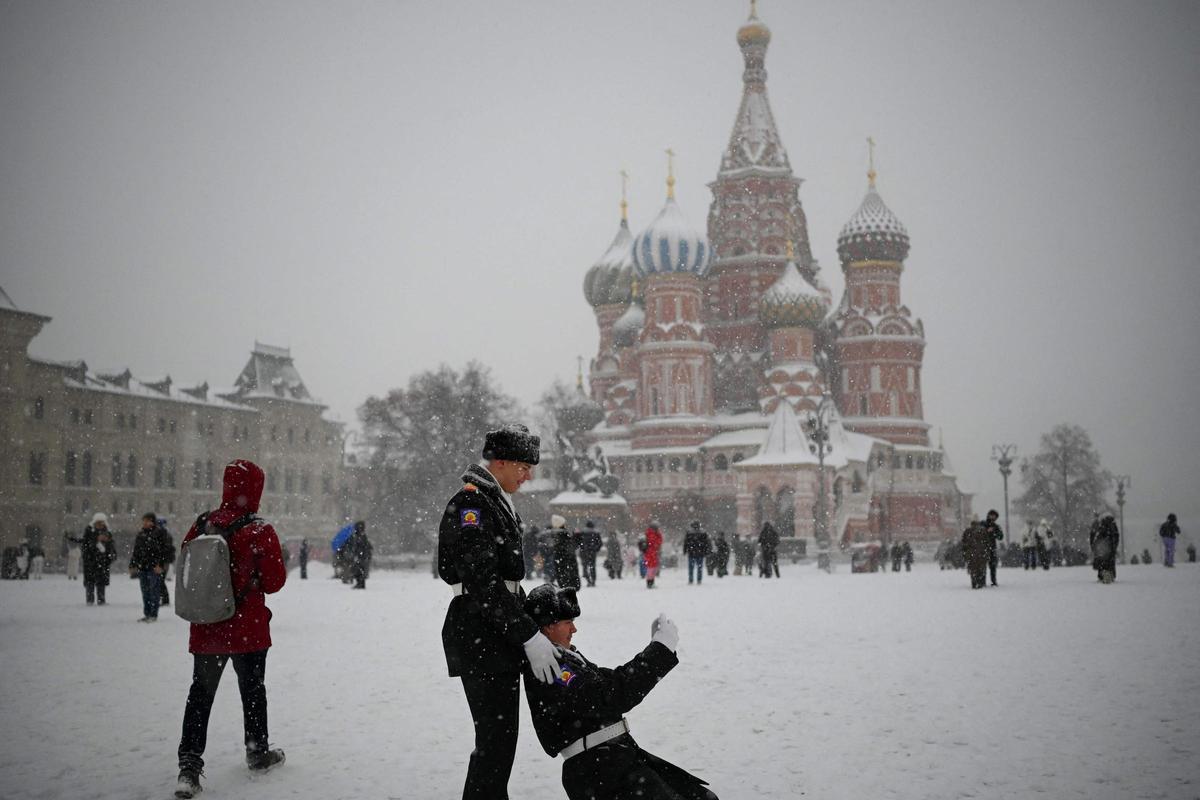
650,613,679,652
523,632,559,684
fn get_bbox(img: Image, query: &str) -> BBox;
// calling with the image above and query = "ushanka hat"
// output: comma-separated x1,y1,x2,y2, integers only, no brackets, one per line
482,423,540,464
525,584,581,627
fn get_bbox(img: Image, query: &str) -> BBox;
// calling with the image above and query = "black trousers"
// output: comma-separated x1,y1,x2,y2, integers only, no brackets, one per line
562,737,717,800
84,581,106,604
460,671,520,800
987,551,999,584
178,649,269,771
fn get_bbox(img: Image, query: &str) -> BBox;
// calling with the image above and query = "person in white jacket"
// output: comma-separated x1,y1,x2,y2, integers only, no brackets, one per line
1020,521,1038,569
1035,519,1054,571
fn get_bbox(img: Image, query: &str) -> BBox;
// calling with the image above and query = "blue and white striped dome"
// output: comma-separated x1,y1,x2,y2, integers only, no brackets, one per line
631,197,713,278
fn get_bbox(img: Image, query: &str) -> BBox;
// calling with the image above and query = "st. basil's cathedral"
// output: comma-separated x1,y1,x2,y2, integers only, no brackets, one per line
574,5,971,547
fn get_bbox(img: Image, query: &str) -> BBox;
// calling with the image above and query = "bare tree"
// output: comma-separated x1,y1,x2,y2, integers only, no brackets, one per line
536,379,604,492
358,362,522,552
1015,423,1112,550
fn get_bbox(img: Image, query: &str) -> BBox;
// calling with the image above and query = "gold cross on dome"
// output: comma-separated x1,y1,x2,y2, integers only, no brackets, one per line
867,136,877,187
620,169,629,220
665,148,676,199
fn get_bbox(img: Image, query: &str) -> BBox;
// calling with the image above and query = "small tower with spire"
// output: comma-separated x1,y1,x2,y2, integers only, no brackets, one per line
583,171,637,405
833,140,929,446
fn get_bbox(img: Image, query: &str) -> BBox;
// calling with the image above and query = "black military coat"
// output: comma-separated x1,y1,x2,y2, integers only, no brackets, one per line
438,463,538,677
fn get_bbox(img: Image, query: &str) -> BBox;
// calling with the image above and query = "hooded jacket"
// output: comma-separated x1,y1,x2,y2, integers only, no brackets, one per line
181,460,287,655
643,526,663,569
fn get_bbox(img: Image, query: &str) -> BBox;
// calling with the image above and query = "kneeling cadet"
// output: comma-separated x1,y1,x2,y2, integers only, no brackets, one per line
522,584,718,800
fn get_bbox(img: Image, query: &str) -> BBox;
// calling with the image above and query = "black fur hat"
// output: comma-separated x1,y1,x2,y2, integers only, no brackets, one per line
525,584,581,627
483,424,541,465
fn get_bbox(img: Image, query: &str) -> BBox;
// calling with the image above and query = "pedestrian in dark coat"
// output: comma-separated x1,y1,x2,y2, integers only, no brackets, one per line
758,522,780,578
603,532,624,580
129,512,170,622
890,542,903,572
550,516,581,591
344,521,373,589
683,521,710,585
298,539,309,579
436,425,559,800
154,517,175,606
1090,513,1120,583
579,520,603,587
175,459,288,798
982,509,1004,586
1159,513,1180,568
520,585,718,800
961,517,990,589
713,532,730,578
902,541,914,572
67,513,118,605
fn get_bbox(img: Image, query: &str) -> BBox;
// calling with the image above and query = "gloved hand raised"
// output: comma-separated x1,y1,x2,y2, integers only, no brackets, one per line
650,613,679,652
523,631,559,684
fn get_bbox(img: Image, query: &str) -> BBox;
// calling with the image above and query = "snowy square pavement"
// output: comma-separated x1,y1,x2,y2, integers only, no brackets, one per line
1,561,1197,800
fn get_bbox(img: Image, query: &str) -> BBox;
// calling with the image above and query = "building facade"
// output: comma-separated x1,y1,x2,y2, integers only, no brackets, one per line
0,290,346,556
580,8,970,546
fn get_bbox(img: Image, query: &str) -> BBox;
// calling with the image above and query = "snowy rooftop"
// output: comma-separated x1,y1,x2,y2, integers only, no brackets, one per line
548,490,629,507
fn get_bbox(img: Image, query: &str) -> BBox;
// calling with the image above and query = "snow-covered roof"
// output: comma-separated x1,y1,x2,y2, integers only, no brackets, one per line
837,182,910,263
224,342,323,406
737,400,818,467
584,218,635,308
701,427,767,449
549,491,629,507
632,197,712,277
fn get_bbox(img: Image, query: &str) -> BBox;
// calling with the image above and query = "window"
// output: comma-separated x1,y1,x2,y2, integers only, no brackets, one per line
287,428,295,445
304,429,311,444
167,457,176,488
111,454,123,486
284,468,294,493
168,500,175,514
117,413,125,430
125,499,133,513
33,397,45,419
635,459,643,473
300,470,310,493
267,469,277,492
713,454,728,471
65,498,73,513
125,454,137,487
129,414,137,431
322,471,333,494
668,458,681,472
842,368,849,393
685,457,697,472
158,417,166,433
65,451,77,486
859,395,868,415
645,459,653,473
169,419,176,434
270,426,278,442
870,366,881,392
732,452,745,464
84,409,94,425
154,458,164,488
905,454,913,470
70,408,80,425
851,471,863,493
81,497,90,513
81,452,93,486
892,454,901,470
916,455,925,470
28,452,46,484
111,498,119,515
192,460,202,489
907,366,915,392
205,461,214,490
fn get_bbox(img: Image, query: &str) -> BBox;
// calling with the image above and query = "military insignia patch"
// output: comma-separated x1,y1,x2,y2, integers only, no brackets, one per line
460,509,481,528
554,667,576,687
463,483,478,492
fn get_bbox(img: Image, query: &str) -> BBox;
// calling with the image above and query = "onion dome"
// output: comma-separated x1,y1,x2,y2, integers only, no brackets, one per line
737,1,771,47
759,256,828,328
611,300,645,348
632,156,712,278
837,162,910,264
584,219,635,307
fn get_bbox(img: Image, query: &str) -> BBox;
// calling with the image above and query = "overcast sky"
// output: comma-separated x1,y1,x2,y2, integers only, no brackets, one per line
2,0,1197,551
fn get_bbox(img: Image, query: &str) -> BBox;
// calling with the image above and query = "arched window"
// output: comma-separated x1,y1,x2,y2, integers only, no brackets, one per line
668,458,681,472
776,487,795,537
859,395,868,415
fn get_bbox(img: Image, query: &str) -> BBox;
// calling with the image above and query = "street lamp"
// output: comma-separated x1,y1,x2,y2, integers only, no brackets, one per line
991,444,1017,540
804,392,835,572
1114,475,1131,564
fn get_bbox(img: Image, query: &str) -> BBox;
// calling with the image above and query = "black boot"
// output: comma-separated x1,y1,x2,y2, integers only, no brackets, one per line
246,748,286,773
175,768,203,798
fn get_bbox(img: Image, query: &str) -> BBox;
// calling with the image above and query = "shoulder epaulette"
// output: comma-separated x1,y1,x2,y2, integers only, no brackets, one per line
463,483,478,492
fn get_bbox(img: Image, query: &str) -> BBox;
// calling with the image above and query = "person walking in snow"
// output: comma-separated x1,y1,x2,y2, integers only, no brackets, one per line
67,513,118,605
1020,521,1037,569
550,515,581,591
683,521,710,585
758,521,780,578
64,531,81,580
298,538,309,579
1159,513,1180,568
902,541,914,572
982,509,1004,587
579,520,603,588
175,459,288,798
643,522,663,588
129,512,170,622
344,521,373,589
155,517,175,606
713,531,730,578
1090,512,1120,584
1035,519,1054,570
520,584,718,800
436,424,559,800
603,531,624,580
961,516,990,589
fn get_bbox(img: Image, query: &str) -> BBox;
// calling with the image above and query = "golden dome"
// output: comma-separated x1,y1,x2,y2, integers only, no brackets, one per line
737,0,770,47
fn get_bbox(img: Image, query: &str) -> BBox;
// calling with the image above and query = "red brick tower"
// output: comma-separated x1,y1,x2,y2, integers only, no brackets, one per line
705,3,823,413
630,159,715,450
833,150,929,446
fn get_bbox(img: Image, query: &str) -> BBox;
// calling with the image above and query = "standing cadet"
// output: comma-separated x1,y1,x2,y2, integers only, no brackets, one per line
437,424,559,800
578,521,603,588
521,584,718,800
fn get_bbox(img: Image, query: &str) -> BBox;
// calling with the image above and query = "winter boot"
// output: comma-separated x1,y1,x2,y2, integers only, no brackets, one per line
246,748,286,773
175,768,202,798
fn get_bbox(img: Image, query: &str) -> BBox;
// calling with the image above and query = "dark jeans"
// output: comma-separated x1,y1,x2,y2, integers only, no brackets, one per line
988,552,999,584
581,556,598,587
178,649,270,772
687,555,705,584
460,671,520,800
84,581,107,604
1023,548,1037,569
138,571,162,619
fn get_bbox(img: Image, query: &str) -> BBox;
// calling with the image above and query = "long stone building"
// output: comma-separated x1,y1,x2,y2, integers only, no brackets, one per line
0,288,346,557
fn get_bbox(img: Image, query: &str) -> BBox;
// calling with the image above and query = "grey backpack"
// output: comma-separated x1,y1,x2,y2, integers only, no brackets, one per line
174,514,254,624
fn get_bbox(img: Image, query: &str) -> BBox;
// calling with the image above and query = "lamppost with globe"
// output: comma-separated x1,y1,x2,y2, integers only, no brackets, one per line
804,392,835,571
1114,475,1131,563
991,444,1017,541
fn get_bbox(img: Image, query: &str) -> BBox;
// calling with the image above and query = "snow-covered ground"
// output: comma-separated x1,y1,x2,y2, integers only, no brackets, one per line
1,560,1197,800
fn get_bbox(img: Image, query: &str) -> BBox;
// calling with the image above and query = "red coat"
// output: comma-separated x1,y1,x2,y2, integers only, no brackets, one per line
181,459,287,655
643,527,663,569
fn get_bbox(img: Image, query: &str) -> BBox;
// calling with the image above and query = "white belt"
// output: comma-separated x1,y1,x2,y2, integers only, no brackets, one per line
452,580,519,596
560,719,629,760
